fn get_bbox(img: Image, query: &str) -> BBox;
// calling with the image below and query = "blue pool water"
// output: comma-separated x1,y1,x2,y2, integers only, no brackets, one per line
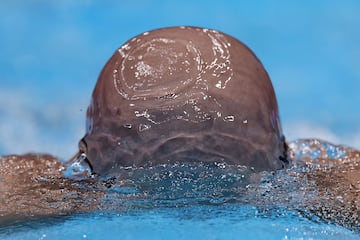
0,1,359,239
2,206,358,240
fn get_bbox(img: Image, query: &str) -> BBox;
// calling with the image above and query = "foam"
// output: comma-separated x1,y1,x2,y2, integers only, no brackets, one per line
284,121,360,150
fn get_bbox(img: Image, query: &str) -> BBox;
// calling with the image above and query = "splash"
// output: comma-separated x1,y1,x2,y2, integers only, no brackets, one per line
0,139,359,233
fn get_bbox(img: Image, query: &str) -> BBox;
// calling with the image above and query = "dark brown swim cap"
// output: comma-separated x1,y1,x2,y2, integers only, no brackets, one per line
78,26,288,175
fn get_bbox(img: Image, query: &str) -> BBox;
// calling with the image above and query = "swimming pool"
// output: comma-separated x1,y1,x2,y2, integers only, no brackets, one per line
0,139,359,239
2,206,358,239
0,1,359,239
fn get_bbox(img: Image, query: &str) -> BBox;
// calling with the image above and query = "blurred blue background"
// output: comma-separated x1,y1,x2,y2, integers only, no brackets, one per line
0,0,359,160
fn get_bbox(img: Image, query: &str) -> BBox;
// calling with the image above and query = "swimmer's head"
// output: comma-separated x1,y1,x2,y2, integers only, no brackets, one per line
76,26,288,175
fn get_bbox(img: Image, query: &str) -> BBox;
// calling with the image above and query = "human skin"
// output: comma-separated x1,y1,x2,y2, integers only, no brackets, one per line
0,154,101,223
76,26,288,176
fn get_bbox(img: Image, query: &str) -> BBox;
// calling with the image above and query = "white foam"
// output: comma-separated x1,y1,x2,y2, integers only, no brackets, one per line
284,121,360,150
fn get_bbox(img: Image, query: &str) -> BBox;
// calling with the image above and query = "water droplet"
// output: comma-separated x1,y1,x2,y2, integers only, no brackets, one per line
63,153,91,178
78,153,87,162
123,123,132,129
223,115,235,122
243,119,248,124
215,162,226,169
118,48,126,57
139,124,151,132
194,106,201,111
215,81,222,89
